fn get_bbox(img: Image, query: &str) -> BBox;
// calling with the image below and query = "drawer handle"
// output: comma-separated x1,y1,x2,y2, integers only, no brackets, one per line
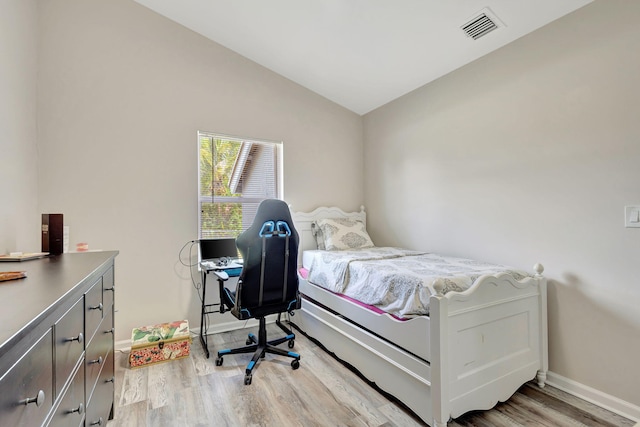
66,332,84,344
104,327,115,335
89,303,103,311
88,356,103,365
106,376,115,383
104,285,115,292
68,403,84,415
89,417,104,426
20,390,45,407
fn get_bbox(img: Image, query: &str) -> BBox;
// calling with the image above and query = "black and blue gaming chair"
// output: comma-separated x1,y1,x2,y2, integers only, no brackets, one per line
213,199,301,385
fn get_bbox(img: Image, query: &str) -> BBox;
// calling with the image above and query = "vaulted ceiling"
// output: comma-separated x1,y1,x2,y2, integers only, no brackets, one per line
134,0,593,115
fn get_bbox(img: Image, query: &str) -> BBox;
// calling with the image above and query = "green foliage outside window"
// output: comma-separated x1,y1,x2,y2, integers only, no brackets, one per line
200,136,243,238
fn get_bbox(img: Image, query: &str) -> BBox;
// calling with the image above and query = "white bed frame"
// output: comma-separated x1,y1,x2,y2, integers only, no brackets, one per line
291,206,548,427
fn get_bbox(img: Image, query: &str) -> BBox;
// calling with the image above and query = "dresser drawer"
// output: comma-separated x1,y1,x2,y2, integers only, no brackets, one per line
54,297,84,399
85,277,104,343
85,309,114,401
86,351,115,427
48,362,85,427
0,329,53,427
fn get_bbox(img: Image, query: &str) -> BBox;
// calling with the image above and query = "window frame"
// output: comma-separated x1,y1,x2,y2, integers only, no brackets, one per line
197,131,284,240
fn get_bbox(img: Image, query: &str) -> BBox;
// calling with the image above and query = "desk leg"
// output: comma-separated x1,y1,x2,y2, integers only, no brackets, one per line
199,270,210,358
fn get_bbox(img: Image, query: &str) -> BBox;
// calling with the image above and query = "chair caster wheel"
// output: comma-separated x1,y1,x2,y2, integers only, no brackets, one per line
260,351,266,359
244,374,252,385
288,339,295,349
246,338,253,345
291,359,300,370
215,356,223,366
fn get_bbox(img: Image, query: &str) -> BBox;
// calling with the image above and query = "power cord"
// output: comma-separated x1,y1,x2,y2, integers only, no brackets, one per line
179,239,205,299
178,239,198,267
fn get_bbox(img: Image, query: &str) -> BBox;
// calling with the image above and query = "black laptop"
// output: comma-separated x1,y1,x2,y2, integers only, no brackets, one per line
199,238,239,265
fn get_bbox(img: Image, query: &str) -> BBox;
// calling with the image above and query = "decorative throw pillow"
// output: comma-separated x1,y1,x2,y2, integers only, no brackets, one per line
315,218,374,251
311,222,326,250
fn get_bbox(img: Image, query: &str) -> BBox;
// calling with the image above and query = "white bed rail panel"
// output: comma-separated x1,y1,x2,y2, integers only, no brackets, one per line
294,298,433,424
431,270,548,420
299,277,431,361
448,295,542,415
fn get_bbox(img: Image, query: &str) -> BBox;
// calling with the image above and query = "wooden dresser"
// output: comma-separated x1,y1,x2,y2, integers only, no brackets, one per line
0,251,118,427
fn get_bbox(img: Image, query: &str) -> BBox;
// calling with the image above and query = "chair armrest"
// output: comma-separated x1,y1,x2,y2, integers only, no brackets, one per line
216,271,233,314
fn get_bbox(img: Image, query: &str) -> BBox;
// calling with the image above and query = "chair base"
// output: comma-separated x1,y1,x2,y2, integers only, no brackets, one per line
215,315,300,385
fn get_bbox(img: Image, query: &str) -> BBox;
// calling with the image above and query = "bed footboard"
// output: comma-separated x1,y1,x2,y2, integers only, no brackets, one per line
430,265,548,424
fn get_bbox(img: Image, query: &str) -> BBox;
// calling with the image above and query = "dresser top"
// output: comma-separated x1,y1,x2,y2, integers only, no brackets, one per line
0,251,118,357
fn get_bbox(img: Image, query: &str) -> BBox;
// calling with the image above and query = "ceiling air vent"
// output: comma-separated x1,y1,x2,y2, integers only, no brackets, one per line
461,8,503,40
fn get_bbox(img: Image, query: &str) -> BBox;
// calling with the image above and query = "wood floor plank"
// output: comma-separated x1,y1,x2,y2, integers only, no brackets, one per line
146,402,178,427
146,363,172,410
297,347,396,425
282,371,360,425
106,322,635,427
497,396,577,427
118,361,148,406
450,412,508,427
198,373,245,426
300,339,391,411
518,383,635,427
111,400,147,426
113,349,129,408
478,409,525,427
170,385,214,427
520,384,633,427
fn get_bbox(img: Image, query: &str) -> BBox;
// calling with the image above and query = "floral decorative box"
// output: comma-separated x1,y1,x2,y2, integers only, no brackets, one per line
129,320,192,368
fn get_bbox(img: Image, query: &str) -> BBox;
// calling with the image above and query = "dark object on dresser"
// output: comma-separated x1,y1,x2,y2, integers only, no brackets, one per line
41,213,64,255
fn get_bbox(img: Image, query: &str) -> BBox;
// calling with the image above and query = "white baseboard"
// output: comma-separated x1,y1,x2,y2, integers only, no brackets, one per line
114,315,277,352
546,371,640,422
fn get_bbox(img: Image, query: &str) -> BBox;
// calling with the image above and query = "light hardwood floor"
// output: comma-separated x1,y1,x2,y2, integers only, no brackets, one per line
107,323,635,427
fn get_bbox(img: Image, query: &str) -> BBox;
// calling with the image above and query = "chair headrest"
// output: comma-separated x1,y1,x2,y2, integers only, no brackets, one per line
259,220,292,238
236,199,298,251
244,199,297,237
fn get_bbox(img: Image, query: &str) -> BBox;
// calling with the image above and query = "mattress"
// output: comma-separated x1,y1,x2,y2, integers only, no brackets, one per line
302,249,321,271
303,247,530,317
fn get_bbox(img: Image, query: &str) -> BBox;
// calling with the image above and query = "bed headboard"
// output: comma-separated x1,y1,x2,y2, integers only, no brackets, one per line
290,205,366,267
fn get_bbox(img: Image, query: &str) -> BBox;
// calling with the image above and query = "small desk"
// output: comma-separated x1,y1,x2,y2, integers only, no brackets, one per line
198,261,242,358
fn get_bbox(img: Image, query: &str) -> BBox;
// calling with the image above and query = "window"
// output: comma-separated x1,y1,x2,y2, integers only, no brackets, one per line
198,132,283,239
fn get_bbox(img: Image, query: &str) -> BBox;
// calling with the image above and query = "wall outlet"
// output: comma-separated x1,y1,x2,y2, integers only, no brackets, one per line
624,206,640,228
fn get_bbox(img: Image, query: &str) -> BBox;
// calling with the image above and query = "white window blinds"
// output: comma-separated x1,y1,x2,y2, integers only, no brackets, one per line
198,132,282,239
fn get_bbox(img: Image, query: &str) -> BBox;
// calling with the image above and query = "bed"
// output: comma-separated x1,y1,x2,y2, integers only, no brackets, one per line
290,206,548,427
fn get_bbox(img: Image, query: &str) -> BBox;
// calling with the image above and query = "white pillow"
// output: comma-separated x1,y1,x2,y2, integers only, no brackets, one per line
315,218,374,251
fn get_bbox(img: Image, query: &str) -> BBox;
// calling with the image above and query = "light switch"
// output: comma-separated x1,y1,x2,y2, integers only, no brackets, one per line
625,206,640,228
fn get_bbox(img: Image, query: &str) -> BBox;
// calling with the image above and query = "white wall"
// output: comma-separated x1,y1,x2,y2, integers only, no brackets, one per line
0,0,39,254
364,0,640,408
37,0,363,342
